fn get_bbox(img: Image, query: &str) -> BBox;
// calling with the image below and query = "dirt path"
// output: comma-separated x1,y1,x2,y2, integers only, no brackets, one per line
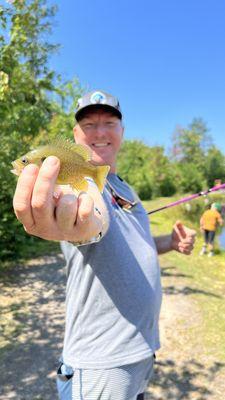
0,255,66,400
0,254,224,399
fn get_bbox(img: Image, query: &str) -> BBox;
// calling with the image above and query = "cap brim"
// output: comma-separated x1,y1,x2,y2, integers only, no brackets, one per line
75,104,122,121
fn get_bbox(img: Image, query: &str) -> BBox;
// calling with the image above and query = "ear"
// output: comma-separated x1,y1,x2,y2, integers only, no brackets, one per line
121,124,125,140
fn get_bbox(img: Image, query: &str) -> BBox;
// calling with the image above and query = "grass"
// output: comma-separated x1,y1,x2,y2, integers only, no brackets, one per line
143,197,225,363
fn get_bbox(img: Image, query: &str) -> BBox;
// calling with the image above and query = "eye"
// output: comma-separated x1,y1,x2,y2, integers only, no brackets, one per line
21,156,28,164
106,121,116,128
41,157,46,162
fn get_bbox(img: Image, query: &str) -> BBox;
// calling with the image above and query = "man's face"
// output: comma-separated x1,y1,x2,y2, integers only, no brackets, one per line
73,109,124,173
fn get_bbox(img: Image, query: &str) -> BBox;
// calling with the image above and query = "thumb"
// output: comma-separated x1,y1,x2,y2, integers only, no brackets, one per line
173,220,186,239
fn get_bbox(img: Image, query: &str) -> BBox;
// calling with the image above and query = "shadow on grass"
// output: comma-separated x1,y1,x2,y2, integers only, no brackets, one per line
0,254,66,400
146,358,225,400
161,266,192,279
163,285,221,298
161,266,221,298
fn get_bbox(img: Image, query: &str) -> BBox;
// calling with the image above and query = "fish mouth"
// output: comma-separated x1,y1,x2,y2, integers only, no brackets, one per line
10,161,22,176
10,169,20,176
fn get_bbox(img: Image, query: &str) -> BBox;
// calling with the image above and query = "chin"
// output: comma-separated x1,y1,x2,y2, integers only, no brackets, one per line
92,158,109,166
91,153,108,165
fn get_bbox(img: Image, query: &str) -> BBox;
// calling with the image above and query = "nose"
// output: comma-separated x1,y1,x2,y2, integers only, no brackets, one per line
95,124,107,137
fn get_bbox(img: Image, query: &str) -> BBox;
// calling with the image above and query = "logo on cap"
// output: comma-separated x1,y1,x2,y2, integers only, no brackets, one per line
90,91,106,104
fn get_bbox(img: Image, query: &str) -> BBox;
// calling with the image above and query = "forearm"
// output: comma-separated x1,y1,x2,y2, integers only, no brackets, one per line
154,234,173,255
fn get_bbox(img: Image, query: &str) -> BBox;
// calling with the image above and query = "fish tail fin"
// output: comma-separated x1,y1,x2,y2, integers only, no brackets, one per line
94,165,110,193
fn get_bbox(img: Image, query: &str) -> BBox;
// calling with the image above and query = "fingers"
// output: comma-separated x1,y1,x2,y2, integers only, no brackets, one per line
53,185,74,205
31,157,60,229
13,156,61,238
180,236,196,244
185,227,196,238
13,157,104,243
55,194,78,236
177,242,194,255
76,193,102,240
173,220,186,240
172,220,196,255
174,220,196,239
13,164,39,231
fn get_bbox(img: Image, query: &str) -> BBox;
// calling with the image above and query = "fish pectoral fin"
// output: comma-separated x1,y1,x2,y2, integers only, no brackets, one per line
71,178,88,193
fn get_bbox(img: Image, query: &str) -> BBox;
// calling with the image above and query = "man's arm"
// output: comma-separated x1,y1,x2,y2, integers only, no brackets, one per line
13,156,109,243
154,220,196,255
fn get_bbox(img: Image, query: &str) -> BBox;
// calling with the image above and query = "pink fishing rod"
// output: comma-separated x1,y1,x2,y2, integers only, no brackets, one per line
147,183,225,215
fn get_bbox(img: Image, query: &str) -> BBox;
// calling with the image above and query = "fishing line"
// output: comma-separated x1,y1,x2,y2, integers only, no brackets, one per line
147,183,225,215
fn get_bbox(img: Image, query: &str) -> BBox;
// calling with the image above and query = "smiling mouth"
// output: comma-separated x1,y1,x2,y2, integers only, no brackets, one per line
92,143,110,148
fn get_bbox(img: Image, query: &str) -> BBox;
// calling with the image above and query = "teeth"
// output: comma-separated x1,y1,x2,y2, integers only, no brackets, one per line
93,143,109,147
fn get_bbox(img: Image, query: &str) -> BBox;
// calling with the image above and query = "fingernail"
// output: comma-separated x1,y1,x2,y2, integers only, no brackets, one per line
53,191,60,199
44,156,59,166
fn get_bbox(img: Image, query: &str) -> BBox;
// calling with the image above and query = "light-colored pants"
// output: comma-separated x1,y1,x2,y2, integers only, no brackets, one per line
57,357,154,400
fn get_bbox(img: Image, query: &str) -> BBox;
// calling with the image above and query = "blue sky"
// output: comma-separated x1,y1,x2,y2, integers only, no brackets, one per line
49,0,225,153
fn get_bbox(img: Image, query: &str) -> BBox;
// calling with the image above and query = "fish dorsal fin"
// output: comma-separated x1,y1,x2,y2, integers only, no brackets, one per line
73,143,92,161
50,136,92,161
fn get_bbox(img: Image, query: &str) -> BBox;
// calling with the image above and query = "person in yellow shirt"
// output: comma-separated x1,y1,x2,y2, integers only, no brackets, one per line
200,203,223,256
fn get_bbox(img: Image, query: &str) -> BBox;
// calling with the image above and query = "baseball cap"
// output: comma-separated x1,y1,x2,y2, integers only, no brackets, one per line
75,90,122,121
212,202,222,212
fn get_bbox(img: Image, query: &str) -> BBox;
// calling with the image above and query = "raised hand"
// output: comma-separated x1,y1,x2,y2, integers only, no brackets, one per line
13,156,105,243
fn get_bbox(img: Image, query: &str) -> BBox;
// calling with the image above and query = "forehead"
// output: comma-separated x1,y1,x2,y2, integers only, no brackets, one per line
78,109,120,122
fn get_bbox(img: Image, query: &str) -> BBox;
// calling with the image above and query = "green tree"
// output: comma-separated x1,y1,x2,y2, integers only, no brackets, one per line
203,146,225,187
117,140,176,199
117,140,153,200
147,146,176,198
34,78,84,145
174,162,205,193
170,118,215,193
0,0,82,261
171,118,212,171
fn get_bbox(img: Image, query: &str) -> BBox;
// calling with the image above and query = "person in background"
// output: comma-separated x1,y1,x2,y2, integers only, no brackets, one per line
13,90,196,400
200,202,223,257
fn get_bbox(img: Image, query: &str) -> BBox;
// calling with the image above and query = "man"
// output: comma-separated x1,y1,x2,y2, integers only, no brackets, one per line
13,90,196,400
200,202,223,257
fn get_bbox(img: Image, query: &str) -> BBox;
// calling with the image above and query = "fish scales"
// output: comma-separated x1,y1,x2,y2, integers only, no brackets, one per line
11,137,110,193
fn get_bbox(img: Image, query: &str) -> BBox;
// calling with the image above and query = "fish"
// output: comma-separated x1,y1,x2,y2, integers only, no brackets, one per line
11,137,110,193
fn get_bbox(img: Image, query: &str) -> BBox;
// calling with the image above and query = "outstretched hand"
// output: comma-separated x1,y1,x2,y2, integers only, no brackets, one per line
13,156,103,243
171,220,196,255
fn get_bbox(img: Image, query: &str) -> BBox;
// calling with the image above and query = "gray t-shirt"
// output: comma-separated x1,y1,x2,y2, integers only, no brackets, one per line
61,174,162,369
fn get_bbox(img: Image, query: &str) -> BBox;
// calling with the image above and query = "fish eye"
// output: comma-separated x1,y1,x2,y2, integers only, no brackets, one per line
41,157,46,162
21,156,28,164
